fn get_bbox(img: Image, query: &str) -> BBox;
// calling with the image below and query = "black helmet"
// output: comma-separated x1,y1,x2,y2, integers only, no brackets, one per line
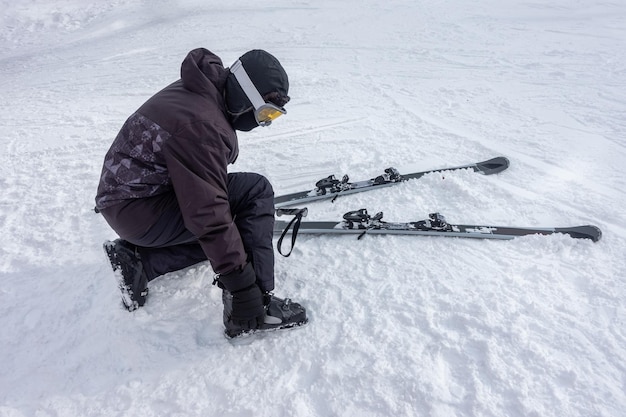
225,50,290,131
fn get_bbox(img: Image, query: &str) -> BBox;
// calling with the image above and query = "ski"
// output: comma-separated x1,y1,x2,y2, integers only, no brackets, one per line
274,208,601,256
274,156,509,208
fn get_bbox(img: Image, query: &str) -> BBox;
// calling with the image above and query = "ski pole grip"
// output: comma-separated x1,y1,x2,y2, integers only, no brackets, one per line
276,207,308,218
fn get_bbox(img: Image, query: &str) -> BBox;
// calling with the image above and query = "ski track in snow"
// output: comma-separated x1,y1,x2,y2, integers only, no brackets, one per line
1,1,625,416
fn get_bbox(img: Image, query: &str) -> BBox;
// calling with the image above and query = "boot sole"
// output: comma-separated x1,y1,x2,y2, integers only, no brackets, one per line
103,240,143,312
224,317,309,340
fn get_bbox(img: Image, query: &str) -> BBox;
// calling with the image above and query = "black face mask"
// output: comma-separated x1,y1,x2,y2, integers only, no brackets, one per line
227,107,259,132
225,73,260,131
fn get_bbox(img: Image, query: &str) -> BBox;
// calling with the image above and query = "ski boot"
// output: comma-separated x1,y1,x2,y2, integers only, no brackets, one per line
223,291,308,339
103,239,149,311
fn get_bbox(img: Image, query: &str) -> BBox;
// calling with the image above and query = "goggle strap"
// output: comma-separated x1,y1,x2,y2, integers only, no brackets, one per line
230,60,266,110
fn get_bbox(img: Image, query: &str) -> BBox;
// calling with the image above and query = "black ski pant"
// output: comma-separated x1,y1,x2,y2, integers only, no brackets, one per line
101,172,275,292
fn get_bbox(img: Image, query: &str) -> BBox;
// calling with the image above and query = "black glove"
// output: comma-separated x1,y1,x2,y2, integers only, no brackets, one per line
229,284,265,329
218,263,265,331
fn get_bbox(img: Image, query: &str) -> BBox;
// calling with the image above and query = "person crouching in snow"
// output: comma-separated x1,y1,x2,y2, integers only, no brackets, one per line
95,48,307,338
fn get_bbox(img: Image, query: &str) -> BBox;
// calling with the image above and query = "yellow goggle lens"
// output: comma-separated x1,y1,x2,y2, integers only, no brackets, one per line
257,106,285,123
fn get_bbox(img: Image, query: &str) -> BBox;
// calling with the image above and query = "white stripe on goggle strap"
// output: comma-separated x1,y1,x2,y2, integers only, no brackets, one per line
230,59,267,110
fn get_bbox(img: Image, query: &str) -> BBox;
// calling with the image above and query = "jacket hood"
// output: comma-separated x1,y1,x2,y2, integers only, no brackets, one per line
181,48,229,95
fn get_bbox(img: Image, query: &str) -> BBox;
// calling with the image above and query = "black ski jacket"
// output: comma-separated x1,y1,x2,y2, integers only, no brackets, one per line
95,48,247,274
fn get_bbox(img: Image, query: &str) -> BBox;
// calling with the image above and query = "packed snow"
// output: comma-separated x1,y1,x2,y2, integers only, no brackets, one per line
1,0,625,416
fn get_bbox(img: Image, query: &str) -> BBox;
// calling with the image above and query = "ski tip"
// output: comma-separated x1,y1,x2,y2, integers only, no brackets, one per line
476,156,510,175
557,225,602,242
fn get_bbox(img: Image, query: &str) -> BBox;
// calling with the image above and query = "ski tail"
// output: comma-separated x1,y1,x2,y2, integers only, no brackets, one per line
474,156,510,175
555,225,602,242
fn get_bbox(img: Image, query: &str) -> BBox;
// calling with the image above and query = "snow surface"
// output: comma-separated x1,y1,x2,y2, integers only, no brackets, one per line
1,0,625,416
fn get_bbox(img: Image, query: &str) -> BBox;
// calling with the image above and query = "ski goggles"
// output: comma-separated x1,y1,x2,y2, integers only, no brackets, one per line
230,59,286,127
